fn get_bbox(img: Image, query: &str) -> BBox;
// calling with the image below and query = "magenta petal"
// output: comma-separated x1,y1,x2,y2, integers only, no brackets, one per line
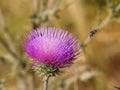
23,27,80,68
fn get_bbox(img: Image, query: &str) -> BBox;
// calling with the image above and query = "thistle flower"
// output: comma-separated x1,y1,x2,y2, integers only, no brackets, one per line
23,27,80,75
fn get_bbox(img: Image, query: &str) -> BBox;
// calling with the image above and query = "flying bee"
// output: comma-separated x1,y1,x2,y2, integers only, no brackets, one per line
89,29,98,38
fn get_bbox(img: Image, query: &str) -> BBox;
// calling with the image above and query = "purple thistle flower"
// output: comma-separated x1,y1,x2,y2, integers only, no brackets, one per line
23,27,80,69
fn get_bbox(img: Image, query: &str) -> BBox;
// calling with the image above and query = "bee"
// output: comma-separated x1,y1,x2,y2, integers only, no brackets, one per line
89,29,98,38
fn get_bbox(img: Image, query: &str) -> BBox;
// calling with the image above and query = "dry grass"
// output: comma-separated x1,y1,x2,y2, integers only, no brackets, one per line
0,0,120,90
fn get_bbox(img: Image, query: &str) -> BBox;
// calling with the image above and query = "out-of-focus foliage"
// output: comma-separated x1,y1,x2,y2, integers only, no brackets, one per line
83,0,107,9
0,0,120,90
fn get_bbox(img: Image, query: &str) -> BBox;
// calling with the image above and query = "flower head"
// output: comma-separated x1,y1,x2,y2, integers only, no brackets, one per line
23,27,80,69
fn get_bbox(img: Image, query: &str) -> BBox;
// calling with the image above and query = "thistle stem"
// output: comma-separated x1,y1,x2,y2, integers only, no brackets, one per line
43,76,50,90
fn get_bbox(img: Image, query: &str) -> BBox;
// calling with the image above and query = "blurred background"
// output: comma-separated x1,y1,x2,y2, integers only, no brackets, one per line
0,0,120,90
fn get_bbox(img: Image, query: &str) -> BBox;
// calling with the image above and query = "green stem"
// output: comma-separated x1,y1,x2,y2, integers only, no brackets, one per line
43,76,50,90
